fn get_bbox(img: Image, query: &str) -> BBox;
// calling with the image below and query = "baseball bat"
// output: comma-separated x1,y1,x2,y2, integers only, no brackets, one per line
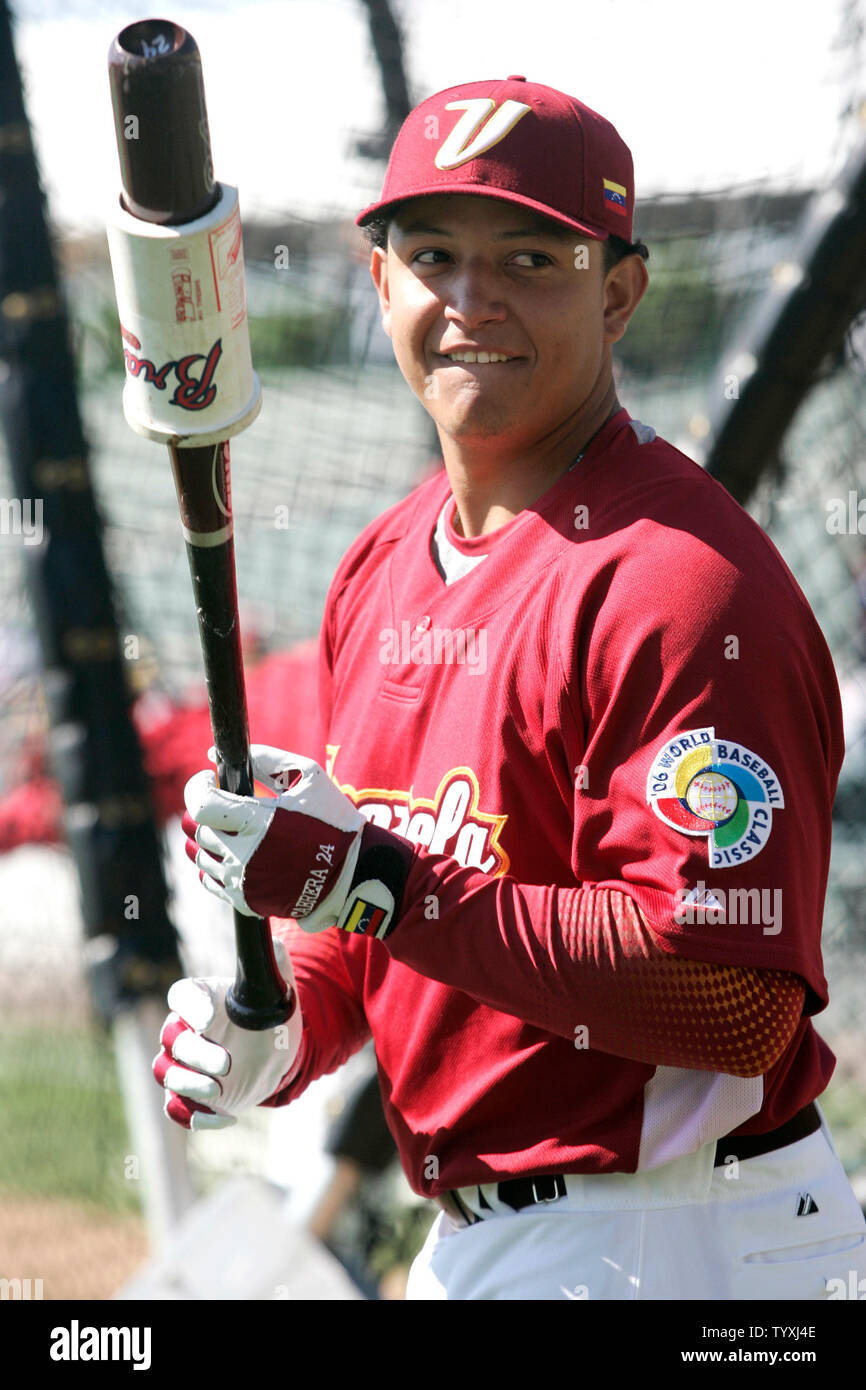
107,19,292,1030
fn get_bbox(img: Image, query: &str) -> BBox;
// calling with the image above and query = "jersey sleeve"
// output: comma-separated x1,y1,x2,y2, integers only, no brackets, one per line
559,486,843,1011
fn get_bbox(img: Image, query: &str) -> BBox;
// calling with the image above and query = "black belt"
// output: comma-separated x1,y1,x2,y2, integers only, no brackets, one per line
436,1102,821,1227
712,1100,820,1166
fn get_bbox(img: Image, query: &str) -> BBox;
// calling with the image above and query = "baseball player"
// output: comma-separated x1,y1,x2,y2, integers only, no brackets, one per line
154,77,866,1300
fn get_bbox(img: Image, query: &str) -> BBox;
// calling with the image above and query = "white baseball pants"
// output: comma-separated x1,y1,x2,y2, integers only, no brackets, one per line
406,1117,866,1300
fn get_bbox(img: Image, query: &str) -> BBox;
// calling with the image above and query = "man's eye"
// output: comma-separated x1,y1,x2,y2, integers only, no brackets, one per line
511,252,553,268
413,249,451,265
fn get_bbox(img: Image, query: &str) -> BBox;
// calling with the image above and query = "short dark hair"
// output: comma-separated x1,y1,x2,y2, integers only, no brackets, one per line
361,214,648,273
603,233,650,272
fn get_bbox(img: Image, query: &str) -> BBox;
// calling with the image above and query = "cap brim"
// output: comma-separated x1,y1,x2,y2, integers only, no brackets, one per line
355,184,610,240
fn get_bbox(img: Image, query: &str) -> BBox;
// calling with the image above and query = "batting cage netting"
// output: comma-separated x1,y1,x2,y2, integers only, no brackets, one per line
0,0,864,1302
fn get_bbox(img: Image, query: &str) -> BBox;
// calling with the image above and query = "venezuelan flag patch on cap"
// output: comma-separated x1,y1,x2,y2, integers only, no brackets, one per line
603,177,628,214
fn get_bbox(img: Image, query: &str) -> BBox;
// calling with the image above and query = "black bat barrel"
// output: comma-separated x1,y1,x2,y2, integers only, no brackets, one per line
108,22,292,1031
108,20,217,226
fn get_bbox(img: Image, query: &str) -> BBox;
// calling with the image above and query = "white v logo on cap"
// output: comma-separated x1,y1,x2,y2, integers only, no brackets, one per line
435,99,532,171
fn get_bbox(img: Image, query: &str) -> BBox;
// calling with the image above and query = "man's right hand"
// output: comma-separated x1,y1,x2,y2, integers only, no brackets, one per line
152,939,304,1130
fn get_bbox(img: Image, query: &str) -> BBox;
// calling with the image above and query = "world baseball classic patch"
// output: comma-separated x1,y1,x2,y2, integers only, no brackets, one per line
646,727,784,868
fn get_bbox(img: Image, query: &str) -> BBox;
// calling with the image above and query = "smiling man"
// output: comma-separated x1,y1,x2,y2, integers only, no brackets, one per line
368,192,647,536
157,77,866,1301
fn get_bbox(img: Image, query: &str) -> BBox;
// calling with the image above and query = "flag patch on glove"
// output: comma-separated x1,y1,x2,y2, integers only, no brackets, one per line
342,897,388,937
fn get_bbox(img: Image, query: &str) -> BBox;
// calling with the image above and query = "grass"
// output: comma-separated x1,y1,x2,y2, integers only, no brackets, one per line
0,1026,141,1213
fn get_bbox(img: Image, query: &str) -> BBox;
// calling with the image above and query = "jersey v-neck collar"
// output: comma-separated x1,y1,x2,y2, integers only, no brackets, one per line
427,407,631,588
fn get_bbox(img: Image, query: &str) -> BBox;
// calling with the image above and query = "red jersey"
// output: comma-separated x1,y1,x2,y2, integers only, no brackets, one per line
271,407,842,1196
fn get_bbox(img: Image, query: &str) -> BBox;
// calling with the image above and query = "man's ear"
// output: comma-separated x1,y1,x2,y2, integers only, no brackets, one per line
369,246,392,340
603,255,649,345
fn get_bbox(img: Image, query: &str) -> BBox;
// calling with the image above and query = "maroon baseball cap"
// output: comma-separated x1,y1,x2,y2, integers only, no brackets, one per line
356,75,635,242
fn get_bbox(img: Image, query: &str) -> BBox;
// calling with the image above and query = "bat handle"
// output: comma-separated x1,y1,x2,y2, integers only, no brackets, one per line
225,913,294,1030
217,751,293,1031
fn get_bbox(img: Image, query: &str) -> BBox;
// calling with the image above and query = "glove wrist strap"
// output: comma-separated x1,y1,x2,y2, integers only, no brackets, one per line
337,823,415,939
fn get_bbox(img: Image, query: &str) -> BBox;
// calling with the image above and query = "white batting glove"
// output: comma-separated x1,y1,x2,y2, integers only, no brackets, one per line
183,745,413,939
152,939,304,1130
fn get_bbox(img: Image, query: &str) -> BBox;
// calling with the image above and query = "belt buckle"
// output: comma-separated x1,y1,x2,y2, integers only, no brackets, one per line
531,1176,562,1205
